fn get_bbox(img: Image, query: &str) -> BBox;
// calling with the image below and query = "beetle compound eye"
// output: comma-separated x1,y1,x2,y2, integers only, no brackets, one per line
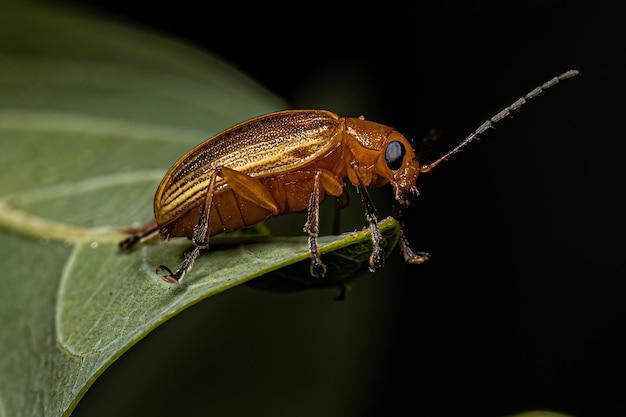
385,141,406,170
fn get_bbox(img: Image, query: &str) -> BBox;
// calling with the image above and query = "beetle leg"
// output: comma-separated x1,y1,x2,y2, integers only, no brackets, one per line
393,202,431,264
398,230,431,264
119,219,160,251
218,166,279,214
332,189,350,235
356,181,385,272
191,168,219,249
158,169,219,283
157,247,201,284
350,163,384,272
304,169,327,278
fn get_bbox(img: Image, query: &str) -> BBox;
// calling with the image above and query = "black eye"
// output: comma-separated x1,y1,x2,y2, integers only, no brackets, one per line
385,141,406,170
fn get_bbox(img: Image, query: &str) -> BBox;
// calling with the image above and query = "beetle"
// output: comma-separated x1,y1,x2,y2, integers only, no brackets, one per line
120,70,579,284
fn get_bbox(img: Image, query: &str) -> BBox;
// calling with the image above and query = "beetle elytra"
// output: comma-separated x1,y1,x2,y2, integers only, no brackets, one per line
120,69,580,284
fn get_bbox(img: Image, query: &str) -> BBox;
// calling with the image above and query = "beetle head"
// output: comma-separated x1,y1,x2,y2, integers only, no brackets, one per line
382,131,421,206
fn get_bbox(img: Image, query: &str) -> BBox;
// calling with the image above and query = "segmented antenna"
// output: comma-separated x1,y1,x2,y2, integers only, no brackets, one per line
419,69,580,173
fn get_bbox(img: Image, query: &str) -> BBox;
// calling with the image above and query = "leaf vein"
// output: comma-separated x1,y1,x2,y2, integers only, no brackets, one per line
0,109,204,143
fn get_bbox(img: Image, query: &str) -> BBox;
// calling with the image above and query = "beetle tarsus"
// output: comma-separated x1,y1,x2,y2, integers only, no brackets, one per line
156,246,201,284
156,265,180,283
119,220,160,251
393,204,431,264
119,235,140,251
310,258,327,279
309,237,327,278
368,219,385,272
398,228,430,264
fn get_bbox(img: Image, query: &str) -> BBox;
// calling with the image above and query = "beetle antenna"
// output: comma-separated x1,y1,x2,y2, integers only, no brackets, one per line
419,69,580,173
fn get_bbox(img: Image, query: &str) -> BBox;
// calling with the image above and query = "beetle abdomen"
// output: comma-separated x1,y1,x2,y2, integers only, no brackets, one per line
160,149,347,239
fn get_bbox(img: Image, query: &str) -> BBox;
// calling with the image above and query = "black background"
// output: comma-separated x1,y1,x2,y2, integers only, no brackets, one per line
45,1,626,416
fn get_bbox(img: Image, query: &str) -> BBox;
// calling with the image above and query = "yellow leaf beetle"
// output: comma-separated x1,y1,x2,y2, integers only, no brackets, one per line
120,70,579,284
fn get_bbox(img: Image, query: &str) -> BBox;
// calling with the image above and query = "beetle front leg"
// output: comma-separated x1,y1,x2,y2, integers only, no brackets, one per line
394,203,431,264
304,170,327,278
398,229,431,264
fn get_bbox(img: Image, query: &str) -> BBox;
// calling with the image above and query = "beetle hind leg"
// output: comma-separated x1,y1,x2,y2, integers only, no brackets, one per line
157,170,219,284
157,246,202,283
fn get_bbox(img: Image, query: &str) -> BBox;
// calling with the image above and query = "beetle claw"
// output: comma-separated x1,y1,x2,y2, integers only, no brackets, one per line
310,260,327,279
156,265,181,283
119,236,139,251
160,275,181,284
405,251,431,265
398,229,431,264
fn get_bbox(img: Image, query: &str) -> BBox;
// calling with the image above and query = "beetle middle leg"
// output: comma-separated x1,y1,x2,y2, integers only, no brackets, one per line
355,181,385,272
349,162,384,272
332,189,350,235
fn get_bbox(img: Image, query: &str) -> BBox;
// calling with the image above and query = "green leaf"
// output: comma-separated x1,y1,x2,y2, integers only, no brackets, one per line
0,3,402,416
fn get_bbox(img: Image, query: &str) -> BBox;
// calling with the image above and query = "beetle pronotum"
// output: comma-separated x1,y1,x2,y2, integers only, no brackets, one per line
120,69,579,284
